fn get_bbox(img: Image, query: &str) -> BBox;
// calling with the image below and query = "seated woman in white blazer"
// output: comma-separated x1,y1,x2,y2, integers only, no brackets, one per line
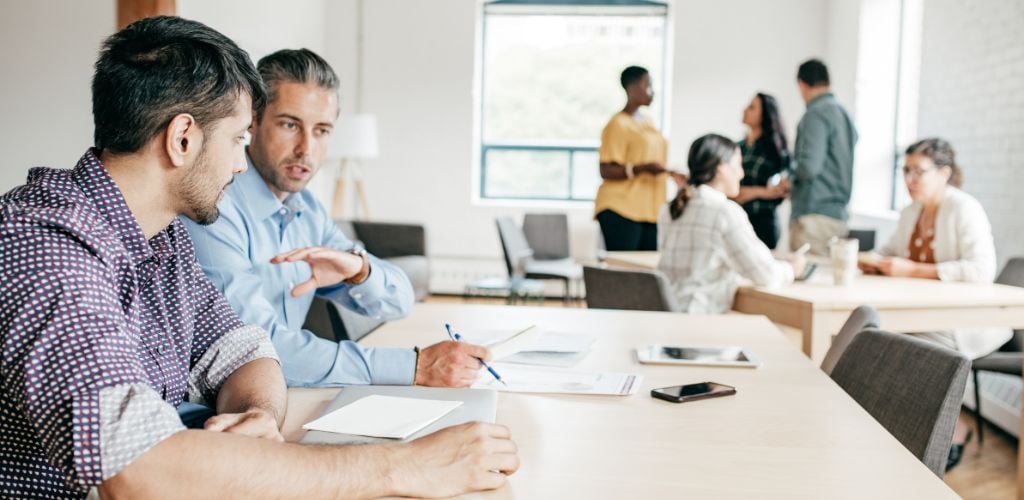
657,133,806,314
868,137,1009,470
868,137,1009,359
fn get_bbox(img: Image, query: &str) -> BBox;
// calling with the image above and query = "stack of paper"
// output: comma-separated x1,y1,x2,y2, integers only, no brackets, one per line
461,325,597,368
302,395,463,439
473,363,642,396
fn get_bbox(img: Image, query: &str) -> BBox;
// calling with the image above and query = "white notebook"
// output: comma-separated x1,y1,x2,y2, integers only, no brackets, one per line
302,395,462,440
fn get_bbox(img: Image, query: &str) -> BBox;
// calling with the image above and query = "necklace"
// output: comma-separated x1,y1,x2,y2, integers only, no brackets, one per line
914,207,936,248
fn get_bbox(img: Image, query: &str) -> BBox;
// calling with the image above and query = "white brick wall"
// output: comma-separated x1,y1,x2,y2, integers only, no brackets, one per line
917,0,1024,269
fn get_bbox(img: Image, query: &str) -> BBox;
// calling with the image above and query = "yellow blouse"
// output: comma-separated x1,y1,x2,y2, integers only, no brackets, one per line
594,112,669,223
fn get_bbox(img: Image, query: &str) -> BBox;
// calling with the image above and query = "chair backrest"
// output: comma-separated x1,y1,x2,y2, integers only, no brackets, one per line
496,216,534,278
303,297,385,343
523,213,570,260
820,305,881,375
846,228,877,251
996,257,1024,351
582,266,679,312
351,221,426,258
830,329,970,477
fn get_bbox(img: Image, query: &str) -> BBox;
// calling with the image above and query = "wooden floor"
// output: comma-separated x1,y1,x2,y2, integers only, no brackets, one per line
946,410,1018,500
424,294,1020,498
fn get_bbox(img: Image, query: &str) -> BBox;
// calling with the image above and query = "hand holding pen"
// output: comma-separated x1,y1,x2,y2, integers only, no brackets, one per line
446,323,508,387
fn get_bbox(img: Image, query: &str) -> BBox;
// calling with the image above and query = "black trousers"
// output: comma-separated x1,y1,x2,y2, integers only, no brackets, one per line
745,209,780,249
597,209,658,251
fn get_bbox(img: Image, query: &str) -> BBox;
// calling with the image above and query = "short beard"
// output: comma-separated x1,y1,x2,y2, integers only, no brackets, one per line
180,146,222,226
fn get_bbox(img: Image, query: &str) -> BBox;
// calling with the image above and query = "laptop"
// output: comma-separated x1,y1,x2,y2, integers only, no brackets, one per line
299,385,498,445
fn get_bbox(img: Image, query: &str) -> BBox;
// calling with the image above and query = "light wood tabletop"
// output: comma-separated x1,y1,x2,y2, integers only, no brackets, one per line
732,271,1024,361
282,303,956,499
603,250,660,270
603,251,1024,361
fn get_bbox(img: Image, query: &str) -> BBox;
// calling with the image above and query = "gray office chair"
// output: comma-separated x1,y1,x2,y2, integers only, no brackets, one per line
523,213,570,260
846,228,877,251
971,256,1024,444
582,265,680,312
304,297,385,343
496,216,582,302
830,329,970,477
820,305,881,375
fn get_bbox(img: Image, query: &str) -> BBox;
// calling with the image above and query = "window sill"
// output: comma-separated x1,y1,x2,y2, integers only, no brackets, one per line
473,197,595,211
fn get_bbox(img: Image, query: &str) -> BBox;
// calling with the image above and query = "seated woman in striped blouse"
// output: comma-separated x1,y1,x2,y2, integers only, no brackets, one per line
657,133,806,314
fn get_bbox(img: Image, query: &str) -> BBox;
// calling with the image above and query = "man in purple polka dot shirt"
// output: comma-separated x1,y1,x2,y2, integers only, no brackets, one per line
0,16,518,499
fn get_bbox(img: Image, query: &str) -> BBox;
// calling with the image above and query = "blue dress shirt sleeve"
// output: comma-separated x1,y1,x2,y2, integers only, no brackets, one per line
185,200,416,387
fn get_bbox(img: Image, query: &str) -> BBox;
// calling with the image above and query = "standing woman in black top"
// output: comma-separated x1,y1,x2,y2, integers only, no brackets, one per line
731,93,792,249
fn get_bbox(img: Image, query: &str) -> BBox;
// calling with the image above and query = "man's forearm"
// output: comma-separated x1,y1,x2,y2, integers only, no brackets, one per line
99,429,399,499
216,358,287,424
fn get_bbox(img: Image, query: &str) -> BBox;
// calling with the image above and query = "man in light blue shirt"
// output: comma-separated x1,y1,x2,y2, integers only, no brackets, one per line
185,48,488,388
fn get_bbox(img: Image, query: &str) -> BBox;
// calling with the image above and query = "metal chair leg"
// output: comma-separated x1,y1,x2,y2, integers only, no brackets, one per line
973,369,984,445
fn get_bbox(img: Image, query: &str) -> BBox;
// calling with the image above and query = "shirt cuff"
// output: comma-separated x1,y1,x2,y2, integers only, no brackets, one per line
188,325,279,405
365,346,418,385
97,384,186,482
334,256,391,318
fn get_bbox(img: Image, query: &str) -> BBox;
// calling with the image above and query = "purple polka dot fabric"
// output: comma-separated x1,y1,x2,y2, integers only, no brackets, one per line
0,150,270,497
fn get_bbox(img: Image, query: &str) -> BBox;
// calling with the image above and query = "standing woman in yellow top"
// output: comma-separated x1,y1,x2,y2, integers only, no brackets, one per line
595,66,683,250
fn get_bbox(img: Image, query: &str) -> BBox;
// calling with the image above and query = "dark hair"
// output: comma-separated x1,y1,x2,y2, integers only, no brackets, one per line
92,16,266,154
669,134,738,220
755,93,790,164
797,59,830,87
257,48,340,120
620,65,648,89
906,137,963,187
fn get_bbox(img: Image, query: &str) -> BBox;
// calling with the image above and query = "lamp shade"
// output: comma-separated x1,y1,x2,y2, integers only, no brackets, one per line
330,113,379,159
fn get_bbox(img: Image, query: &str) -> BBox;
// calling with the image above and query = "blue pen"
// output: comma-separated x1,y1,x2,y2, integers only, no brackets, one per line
445,323,508,387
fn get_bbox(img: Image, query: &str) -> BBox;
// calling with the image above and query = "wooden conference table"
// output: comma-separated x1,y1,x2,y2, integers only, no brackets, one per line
282,303,955,499
605,250,1024,499
604,251,1024,362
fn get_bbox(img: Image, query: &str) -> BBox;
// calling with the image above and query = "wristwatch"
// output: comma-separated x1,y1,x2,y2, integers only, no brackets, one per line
345,247,371,284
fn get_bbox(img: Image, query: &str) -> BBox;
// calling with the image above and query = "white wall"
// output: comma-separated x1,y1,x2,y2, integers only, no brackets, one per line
178,0,327,64
0,0,327,193
0,0,865,266
670,0,827,158
333,0,835,261
917,0,1024,268
0,0,115,192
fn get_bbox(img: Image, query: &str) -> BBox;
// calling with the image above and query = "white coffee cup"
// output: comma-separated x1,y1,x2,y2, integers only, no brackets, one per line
829,238,859,286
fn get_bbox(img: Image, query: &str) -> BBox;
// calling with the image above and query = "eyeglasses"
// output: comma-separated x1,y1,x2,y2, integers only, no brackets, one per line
902,166,936,179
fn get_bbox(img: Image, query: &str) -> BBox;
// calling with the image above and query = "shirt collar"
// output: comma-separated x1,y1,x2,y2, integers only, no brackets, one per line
696,184,728,201
807,92,834,108
236,150,309,222
71,148,161,266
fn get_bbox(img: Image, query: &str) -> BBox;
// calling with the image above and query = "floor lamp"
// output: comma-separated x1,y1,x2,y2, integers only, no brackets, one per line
330,114,378,220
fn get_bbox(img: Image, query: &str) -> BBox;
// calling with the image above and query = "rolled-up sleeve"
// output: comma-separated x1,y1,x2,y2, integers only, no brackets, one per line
7,269,184,491
186,257,279,404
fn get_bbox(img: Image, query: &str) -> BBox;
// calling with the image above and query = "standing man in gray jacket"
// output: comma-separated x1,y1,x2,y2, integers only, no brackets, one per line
789,59,858,255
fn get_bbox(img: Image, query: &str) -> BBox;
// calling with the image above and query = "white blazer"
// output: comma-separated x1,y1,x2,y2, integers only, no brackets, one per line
880,186,1007,358
881,186,996,282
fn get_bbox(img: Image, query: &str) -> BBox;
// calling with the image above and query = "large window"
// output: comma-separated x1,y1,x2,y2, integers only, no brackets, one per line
478,0,670,201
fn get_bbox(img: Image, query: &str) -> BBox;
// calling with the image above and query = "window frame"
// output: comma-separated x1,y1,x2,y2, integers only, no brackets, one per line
476,0,671,204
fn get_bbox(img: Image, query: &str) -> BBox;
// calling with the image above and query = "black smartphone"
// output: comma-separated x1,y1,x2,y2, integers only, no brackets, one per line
796,262,818,281
651,382,736,403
